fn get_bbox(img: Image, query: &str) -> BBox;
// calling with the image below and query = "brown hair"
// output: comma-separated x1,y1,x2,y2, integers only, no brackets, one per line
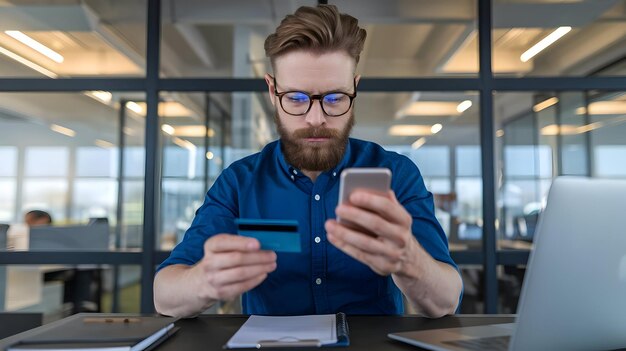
264,4,367,68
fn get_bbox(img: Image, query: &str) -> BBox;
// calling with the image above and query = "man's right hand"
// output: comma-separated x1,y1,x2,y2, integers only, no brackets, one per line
192,234,277,302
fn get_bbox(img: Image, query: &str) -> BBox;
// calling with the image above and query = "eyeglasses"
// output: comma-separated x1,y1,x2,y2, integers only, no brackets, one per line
272,76,357,117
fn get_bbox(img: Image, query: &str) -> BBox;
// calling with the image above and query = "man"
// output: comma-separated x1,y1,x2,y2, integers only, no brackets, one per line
154,4,462,318
24,210,52,227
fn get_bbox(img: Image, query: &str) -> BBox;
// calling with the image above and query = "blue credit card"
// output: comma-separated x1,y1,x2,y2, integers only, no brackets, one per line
235,218,301,253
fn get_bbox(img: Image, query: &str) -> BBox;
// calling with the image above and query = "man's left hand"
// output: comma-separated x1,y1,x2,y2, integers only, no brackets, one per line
325,190,421,277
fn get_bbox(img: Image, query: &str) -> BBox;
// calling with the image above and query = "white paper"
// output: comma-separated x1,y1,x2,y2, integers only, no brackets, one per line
226,314,337,348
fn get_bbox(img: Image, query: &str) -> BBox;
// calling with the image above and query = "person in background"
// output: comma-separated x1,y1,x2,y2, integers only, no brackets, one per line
24,210,52,227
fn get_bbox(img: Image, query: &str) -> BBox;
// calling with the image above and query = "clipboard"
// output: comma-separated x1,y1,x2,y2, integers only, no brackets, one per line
225,312,350,348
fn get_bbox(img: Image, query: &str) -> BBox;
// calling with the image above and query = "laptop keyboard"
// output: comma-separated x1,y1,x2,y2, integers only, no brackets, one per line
443,335,511,351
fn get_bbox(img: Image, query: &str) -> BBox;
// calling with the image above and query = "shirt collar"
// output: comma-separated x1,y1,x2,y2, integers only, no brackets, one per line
274,138,353,180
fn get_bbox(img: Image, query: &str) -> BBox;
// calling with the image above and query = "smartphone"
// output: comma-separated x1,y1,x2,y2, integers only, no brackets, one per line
337,167,392,225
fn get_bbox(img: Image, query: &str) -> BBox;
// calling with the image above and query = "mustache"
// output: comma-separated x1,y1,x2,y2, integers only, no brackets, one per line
292,127,340,139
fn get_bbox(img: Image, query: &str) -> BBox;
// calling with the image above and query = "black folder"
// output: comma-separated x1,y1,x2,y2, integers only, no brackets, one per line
6,314,178,351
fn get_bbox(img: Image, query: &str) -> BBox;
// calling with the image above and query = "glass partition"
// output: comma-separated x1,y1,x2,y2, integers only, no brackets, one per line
0,0,146,78
0,92,145,251
160,0,477,78
493,0,626,77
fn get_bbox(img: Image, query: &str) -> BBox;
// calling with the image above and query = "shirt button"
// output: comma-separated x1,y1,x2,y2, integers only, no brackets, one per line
293,169,298,175
290,175,295,181
314,236,321,244
314,194,320,201
332,172,337,177
315,278,322,285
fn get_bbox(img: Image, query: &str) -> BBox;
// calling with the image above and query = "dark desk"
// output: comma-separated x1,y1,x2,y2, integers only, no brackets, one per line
162,315,515,350
0,313,42,339
0,314,515,350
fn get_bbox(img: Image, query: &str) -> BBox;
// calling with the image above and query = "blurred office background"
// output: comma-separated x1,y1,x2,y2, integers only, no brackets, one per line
0,0,625,327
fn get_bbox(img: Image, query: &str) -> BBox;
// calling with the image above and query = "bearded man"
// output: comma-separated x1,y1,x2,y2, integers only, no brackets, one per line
154,4,462,318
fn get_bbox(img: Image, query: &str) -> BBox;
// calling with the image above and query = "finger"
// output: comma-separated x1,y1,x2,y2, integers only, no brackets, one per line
211,262,277,286
349,190,411,226
326,230,401,276
208,250,277,270
335,204,405,245
325,220,402,260
205,233,260,253
213,273,269,301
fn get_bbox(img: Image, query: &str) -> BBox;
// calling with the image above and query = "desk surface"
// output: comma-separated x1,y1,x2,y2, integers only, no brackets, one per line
163,315,515,350
0,314,515,350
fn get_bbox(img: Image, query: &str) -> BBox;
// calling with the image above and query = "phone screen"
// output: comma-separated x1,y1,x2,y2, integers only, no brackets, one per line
337,168,391,230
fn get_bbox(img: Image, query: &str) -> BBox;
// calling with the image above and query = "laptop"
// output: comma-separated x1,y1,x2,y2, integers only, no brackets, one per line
389,177,626,351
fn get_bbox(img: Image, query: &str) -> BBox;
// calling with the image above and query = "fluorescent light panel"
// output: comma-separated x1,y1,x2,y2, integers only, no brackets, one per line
576,101,626,115
95,139,114,148
85,90,112,104
411,137,427,149
125,101,195,117
398,102,462,117
5,30,64,63
172,137,196,151
533,97,559,112
170,125,214,138
541,123,604,136
456,100,472,113
161,124,175,135
126,101,144,114
431,123,443,134
521,26,571,63
389,125,435,136
50,124,75,137
0,45,57,78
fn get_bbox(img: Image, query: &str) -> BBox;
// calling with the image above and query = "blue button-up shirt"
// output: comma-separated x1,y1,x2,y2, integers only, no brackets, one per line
158,138,457,315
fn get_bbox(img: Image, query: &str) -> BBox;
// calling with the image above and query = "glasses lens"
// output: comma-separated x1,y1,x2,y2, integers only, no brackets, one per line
281,92,310,115
322,93,351,116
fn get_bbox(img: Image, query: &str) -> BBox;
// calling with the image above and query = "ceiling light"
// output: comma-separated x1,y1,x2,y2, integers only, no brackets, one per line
576,101,626,115
431,123,443,134
123,101,195,117
166,125,214,138
158,101,195,117
206,151,214,160
411,138,427,150
126,101,144,115
397,102,462,118
456,100,472,113
496,129,505,138
541,124,575,136
95,139,114,148
50,124,75,137
576,122,604,134
520,26,571,63
85,90,112,104
161,124,175,135
5,30,64,63
388,125,434,136
533,97,559,112
0,45,57,78
172,137,196,151
540,123,604,136
123,127,135,136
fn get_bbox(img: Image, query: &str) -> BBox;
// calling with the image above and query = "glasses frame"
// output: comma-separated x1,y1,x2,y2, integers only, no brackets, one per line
271,75,357,117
